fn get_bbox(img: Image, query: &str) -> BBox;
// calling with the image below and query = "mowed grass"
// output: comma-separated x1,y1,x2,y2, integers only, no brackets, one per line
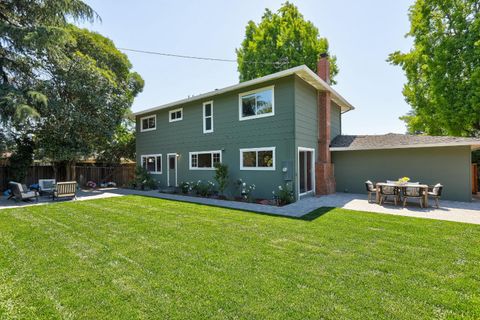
0,196,479,319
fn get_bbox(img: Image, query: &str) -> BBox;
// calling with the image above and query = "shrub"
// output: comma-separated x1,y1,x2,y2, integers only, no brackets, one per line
134,166,157,190
273,183,294,206
192,180,215,197
237,179,255,202
214,163,229,196
179,181,191,194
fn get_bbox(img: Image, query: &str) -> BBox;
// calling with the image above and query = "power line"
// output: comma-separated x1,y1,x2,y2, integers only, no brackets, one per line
118,47,289,66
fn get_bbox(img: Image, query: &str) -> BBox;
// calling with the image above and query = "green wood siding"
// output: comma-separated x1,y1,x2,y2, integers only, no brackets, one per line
136,76,296,200
332,146,472,202
331,102,341,141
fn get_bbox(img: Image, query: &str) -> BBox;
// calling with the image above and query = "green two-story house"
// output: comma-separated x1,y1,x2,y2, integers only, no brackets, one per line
134,56,354,200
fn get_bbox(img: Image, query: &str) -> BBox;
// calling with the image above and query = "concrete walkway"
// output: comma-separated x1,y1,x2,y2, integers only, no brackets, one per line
1,188,480,225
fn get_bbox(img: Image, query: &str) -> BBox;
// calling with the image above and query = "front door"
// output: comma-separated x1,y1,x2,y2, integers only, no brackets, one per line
299,148,314,195
168,153,177,187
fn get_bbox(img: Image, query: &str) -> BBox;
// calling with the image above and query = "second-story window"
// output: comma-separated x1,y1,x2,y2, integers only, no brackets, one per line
169,108,183,122
203,101,213,133
140,115,156,132
239,86,274,121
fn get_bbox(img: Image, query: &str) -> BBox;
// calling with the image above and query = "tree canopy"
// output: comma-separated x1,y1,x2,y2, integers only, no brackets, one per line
389,0,480,136
236,2,338,83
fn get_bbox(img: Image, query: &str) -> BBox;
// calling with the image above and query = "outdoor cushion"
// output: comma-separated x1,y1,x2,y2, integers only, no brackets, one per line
22,191,37,198
404,187,422,197
386,180,396,184
365,180,375,191
432,183,442,195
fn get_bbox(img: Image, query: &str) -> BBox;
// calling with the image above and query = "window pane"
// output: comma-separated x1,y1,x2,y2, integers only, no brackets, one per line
156,156,162,172
258,151,273,167
169,156,175,169
198,153,212,168
176,111,182,119
146,156,156,172
242,94,256,117
191,154,198,167
142,157,147,168
256,90,273,115
204,104,212,116
205,117,212,131
142,118,148,129
170,112,176,120
213,153,220,165
148,117,155,128
242,151,256,167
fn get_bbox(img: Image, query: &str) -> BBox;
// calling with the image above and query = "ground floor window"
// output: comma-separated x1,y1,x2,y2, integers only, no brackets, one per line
240,147,275,170
141,154,162,174
189,150,222,170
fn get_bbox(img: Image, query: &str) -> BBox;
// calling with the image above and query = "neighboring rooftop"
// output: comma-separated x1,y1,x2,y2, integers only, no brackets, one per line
330,133,480,151
133,65,355,116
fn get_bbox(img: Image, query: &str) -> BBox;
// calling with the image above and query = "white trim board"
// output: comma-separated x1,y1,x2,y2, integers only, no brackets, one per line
140,154,162,174
140,115,156,132
239,147,276,171
189,150,222,170
297,147,315,198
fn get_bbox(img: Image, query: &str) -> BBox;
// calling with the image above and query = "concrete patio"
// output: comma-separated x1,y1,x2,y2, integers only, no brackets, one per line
1,188,480,225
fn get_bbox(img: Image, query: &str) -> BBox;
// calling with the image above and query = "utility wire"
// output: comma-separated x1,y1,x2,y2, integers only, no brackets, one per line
118,47,289,66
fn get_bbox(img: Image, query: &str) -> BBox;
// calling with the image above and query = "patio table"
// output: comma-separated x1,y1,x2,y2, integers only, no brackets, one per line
376,182,429,207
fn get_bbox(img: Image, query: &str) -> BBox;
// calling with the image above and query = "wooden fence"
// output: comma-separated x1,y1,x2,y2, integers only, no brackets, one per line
0,164,135,191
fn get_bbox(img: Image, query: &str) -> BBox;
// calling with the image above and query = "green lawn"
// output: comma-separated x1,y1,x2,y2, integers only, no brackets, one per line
1,196,479,319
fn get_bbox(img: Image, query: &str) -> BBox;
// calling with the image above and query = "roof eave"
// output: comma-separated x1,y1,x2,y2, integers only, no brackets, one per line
330,142,480,152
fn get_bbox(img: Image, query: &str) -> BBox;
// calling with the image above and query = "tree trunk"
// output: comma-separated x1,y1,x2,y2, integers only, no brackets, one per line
65,161,76,181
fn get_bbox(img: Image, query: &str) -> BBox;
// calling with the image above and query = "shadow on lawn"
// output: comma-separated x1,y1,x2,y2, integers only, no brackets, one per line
298,207,335,221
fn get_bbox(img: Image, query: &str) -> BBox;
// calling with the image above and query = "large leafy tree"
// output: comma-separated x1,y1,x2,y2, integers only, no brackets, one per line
389,0,480,136
0,0,97,127
236,2,338,83
35,26,144,179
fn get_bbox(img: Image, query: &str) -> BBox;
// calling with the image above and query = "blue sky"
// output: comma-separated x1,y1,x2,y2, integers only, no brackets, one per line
82,0,414,135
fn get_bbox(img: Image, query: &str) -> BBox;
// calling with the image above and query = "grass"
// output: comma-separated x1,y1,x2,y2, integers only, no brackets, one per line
0,196,479,319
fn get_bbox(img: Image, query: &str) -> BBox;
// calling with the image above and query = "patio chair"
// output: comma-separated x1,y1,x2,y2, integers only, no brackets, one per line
379,184,400,206
38,179,56,195
52,181,77,201
8,181,38,202
402,185,424,208
364,180,376,203
428,183,443,208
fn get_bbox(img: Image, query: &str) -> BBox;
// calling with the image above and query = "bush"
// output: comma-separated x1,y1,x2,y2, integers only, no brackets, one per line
273,183,294,206
179,181,192,194
214,163,229,196
133,166,157,190
192,180,215,197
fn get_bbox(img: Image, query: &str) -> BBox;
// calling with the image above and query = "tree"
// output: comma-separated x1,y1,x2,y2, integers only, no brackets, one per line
97,116,136,164
7,135,35,183
236,2,338,83
0,0,98,127
389,0,480,136
35,25,144,179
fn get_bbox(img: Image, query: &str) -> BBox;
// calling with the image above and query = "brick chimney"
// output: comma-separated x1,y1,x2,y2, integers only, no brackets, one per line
315,53,336,195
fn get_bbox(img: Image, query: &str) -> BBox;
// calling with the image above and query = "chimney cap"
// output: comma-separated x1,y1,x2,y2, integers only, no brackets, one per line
320,52,328,58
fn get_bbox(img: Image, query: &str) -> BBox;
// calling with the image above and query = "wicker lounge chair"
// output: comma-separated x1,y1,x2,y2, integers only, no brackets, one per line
365,180,377,203
8,181,38,202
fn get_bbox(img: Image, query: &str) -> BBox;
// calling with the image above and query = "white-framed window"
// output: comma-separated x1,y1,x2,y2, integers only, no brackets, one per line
169,108,183,122
140,115,156,132
238,85,274,121
240,147,275,171
203,101,214,133
141,154,162,174
189,150,222,170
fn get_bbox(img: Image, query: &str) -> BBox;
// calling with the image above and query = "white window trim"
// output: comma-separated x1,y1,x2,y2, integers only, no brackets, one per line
297,147,316,198
203,101,214,134
140,154,162,174
238,85,275,121
189,150,222,170
140,115,156,132
169,108,183,123
239,147,276,171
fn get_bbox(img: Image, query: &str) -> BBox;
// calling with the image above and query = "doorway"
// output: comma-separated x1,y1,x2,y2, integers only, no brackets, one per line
298,147,315,196
167,153,177,187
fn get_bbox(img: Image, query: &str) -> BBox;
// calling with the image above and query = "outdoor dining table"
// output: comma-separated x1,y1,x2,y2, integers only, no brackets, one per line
375,182,429,207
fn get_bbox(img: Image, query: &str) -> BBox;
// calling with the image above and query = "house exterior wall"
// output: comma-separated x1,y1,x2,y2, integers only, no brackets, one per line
136,76,296,200
330,102,341,141
332,146,472,202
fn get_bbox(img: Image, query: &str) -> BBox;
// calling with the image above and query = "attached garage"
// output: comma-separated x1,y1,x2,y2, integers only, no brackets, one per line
330,134,480,202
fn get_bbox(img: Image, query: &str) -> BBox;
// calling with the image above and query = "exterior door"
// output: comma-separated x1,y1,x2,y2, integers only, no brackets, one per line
168,153,177,187
299,148,314,195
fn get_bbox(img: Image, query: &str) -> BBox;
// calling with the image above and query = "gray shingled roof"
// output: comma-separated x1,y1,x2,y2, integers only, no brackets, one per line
330,133,480,151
